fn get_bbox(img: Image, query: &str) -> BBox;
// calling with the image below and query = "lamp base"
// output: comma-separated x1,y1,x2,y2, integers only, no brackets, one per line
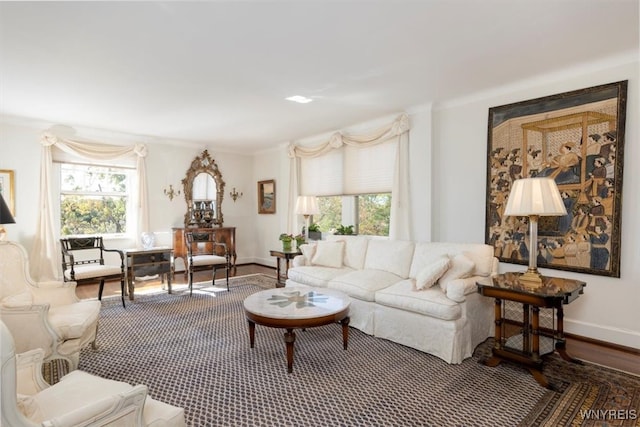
518,268,544,288
0,226,7,241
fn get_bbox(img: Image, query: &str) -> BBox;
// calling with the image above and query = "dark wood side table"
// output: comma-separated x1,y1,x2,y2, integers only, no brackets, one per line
476,272,586,389
269,249,301,287
124,247,173,300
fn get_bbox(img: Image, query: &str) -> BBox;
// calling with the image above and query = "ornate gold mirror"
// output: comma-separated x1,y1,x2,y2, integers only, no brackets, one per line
182,150,225,227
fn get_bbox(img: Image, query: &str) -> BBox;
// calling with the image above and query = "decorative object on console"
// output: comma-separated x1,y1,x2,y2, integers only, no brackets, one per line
163,184,181,201
229,187,243,202
504,177,567,287
295,195,320,241
140,232,156,250
182,150,225,227
0,193,15,241
258,179,276,214
486,81,627,278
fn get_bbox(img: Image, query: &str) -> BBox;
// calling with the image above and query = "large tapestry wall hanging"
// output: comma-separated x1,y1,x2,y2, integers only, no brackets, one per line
485,81,627,277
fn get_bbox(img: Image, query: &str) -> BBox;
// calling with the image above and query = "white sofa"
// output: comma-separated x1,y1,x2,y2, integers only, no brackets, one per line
285,235,498,364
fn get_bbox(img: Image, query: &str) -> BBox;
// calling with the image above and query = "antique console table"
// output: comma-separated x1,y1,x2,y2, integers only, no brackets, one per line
476,272,586,389
172,227,236,274
124,247,173,300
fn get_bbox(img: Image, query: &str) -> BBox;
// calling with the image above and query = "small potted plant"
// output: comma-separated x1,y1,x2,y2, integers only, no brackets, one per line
335,225,355,235
307,223,322,241
279,233,294,251
294,234,306,249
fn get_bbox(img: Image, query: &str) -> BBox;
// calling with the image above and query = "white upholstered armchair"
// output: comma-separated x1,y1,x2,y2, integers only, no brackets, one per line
0,241,101,370
1,321,186,427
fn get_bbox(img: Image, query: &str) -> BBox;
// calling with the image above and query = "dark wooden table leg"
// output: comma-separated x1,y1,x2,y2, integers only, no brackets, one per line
276,258,283,286
284,328,296,373
248,320,256,348
341,317,350,350
532,306,540,362
529,367,550,389
555,304,583,364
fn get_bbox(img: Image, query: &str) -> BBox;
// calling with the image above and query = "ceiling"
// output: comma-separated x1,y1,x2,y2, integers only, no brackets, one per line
1,1,638,153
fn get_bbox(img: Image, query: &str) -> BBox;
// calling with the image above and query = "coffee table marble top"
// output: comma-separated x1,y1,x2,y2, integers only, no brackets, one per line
243,286,350,320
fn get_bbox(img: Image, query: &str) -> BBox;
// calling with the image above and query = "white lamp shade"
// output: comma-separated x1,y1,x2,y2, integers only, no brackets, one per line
295,196,320,215
504,178,567,216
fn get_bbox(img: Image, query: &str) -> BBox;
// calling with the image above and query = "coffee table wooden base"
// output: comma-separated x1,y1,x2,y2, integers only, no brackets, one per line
246,311,350,373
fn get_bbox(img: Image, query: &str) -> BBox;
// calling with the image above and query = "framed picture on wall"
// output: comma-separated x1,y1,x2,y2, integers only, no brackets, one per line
0,169,15,216
258,179,276,214
485,81,627,277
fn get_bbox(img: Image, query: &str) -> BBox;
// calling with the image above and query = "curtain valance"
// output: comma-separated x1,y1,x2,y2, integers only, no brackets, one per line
287,113,410,159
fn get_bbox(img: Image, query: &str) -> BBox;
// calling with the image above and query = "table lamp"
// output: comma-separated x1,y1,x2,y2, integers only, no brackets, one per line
0,193,16,241
503,178,567,287
295,195,320,242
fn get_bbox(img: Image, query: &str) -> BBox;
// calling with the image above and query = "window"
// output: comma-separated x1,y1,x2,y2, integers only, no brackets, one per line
316,193,391,236
59,163,133,236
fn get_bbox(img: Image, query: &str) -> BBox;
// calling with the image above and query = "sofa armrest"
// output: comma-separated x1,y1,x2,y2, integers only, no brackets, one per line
292,255,307,268
445,276,483,302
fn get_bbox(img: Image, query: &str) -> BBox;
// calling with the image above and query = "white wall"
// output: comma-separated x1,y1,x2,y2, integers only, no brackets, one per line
432,60,639,349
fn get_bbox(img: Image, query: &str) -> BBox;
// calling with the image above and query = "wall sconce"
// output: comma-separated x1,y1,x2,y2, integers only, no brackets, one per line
164,184,181,201
229,187,243,202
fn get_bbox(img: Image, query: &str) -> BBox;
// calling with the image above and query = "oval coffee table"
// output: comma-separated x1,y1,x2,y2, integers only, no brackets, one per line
243,286,351,373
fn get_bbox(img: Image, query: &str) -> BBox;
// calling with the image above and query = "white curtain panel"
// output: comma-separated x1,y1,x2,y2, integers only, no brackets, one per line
30,133,149,281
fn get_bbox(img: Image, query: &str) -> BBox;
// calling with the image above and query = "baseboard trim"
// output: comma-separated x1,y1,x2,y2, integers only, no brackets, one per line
565,332,640,356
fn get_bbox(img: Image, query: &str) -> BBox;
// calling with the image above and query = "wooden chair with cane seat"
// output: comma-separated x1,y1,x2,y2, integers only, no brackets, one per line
185,230,230,295
60,237,126,307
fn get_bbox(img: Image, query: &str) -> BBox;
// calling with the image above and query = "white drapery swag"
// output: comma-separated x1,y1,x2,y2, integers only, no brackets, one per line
287,113,411,240
30,134,149,281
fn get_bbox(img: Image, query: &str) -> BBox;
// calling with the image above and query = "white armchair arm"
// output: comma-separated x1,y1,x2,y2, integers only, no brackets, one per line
41,385,148,427
0,304,57,357
16,349,50,395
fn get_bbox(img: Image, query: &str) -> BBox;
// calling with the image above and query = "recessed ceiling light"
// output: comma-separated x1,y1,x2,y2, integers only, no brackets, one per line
285,95,313,104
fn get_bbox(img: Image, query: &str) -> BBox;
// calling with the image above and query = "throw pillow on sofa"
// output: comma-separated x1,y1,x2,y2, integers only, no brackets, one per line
438,253,475,292
299,243,317,265
311,240,345,268
415,257,450,290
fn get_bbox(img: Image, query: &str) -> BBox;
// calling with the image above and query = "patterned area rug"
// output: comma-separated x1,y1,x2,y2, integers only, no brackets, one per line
44,274,639,427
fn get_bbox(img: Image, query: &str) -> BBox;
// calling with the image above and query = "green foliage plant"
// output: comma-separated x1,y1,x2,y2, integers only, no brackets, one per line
335,225,355,235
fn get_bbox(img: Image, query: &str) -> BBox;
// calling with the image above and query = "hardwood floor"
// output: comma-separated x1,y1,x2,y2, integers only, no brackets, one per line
77,263,640,377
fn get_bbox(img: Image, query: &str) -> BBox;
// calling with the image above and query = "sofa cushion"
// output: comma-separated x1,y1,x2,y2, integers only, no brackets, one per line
364,240,414,278
299,243,317,265
311,241,345,268
375,279,462,321
415,257,450,290
438,253,475,292
287,266,353,288
48,300,101,340
328,269,403,302
325,235,369,270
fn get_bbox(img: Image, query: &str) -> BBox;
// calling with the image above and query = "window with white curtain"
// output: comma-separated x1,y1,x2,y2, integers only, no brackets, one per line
301,139,395,236
56,162,135,237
